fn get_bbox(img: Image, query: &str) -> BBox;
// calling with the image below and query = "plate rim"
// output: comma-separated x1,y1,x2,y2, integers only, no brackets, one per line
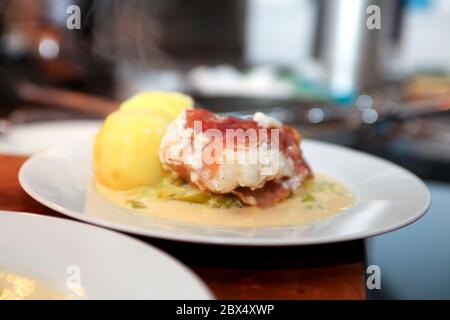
0,119,102,156
0,210,214,299
18,138,432,246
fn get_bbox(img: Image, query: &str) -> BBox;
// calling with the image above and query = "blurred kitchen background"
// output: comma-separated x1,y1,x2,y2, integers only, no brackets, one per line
1,0,450,300
1,0,450,182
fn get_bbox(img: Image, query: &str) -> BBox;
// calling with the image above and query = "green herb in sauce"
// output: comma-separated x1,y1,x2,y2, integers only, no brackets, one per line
302,193,316,203
126,175,243,209
123,175,349,211
125,199,147,209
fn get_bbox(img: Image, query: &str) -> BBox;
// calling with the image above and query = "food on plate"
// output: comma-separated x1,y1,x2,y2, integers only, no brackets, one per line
159,108,312,207
0,269,68,300
93,91,355,227
93,92,192,190
95,173,355,228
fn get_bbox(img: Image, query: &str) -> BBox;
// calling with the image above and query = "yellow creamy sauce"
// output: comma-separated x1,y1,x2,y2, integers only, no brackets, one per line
96,174,355,228
0,270,66,300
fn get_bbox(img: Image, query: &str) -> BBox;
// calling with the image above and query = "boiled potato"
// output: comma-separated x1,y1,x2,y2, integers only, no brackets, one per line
119,91,193,118
94,91,194,190
93,109,173,190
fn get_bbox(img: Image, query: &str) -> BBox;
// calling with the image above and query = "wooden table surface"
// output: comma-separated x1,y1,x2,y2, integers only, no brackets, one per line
0,154,366,299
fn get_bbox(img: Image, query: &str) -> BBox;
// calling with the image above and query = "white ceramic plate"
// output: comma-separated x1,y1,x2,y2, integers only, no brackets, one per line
19,138,431,246
0,211,212,299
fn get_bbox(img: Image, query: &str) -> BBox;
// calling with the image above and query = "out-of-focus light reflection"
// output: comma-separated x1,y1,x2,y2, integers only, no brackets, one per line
1,31,27,56
38,38,59,60
0,119,10,135
326,0,366,100
307,107,324,123
362,108,379,124
356,94,374,110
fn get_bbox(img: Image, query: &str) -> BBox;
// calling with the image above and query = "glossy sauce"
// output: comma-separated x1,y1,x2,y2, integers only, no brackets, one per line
96,174,355,228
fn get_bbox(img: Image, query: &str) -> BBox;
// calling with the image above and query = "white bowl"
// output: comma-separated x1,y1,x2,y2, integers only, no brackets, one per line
0,211,212,299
